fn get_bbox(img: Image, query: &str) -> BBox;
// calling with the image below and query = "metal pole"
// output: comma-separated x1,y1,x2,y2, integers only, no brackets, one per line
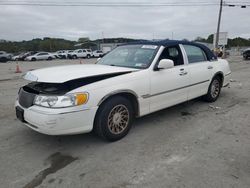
215,0,223,49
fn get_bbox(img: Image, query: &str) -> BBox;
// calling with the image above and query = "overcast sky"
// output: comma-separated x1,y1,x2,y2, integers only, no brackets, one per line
0,0,250,41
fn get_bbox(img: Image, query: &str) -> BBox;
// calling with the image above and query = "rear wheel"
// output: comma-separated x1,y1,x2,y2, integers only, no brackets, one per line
203,76,222,102
31,58,36,61
48,56,52,60
94,96,134,141
87,54,91,59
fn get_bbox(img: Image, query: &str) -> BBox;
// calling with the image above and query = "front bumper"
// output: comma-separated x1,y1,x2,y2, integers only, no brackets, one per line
15,100,98,135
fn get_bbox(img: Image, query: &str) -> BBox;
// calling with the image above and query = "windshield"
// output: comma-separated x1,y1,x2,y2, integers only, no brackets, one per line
97,45,159,69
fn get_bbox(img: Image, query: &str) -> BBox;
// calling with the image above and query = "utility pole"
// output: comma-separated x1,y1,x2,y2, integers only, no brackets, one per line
215,0,223,49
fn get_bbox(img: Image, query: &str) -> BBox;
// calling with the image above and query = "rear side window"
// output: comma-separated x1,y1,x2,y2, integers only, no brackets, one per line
183,45,207,63
38,53,45,56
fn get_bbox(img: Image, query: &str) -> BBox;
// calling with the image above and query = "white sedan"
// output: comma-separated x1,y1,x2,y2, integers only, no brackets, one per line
26,52,55,61
15,40,231,141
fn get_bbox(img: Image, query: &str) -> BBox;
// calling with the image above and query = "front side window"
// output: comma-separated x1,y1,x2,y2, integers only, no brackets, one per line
97,45,159,69
159,45,184,66
183,45,207,63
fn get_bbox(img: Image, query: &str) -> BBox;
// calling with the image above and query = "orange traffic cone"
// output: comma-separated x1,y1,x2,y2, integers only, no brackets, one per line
15,63,22,73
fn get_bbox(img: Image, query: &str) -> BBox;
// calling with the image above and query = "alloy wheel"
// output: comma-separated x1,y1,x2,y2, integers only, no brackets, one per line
107,104,129,135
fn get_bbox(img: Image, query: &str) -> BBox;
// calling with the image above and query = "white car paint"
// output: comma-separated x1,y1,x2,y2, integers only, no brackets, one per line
71,49,92,58
26,52,55,61
24,64,137,83
92,50,104,57
15,43,231,136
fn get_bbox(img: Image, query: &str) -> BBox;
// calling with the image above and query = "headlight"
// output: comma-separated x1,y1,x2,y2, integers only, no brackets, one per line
34,93,88,108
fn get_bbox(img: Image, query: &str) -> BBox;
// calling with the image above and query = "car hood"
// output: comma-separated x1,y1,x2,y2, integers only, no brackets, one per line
24,64,138,83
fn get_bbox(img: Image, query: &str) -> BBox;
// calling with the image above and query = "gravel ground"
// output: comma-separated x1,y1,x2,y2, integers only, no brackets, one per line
0,56,249,188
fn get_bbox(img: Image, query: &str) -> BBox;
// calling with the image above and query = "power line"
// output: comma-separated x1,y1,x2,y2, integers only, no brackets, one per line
0,1,248,7
0,1,221,7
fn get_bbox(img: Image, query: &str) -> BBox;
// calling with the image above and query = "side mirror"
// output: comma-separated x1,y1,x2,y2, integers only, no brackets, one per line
157,59,174,70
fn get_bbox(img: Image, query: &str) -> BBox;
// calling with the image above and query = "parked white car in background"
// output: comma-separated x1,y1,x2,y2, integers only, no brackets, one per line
26,52,55,61
15,40,231,141
55,50,68,59
93,50,104,57
70,49,92,59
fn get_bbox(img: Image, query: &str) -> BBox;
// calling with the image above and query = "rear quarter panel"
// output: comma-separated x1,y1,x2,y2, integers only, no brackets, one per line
213,59,231,86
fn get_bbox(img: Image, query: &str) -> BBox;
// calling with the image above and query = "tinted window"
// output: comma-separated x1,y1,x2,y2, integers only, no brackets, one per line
183,45,207,63
159,46,184,66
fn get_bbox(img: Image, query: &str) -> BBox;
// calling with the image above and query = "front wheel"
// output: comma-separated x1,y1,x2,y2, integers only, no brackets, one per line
94,96,134,141
203,76,222,102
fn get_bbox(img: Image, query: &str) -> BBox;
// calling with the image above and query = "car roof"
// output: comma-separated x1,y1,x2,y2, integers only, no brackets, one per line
124,39,217,61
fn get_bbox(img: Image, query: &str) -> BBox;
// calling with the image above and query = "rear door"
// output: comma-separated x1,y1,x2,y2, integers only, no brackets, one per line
182,44,215,99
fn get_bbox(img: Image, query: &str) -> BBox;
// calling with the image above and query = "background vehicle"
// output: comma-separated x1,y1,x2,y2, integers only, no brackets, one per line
86,49,93,57
12,53,25,61
67,50,74,59
0,51,12,63
26,52,55,61
55,50,68,59
243,49,250,60
92,50,104,57
69,49,92,59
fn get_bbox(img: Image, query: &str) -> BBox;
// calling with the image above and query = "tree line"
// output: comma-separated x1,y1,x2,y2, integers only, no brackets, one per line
0,37,136,53
195,34,250,48
0,35,249,53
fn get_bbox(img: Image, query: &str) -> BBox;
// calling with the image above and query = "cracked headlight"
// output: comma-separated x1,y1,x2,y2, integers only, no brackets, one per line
34,93,88,108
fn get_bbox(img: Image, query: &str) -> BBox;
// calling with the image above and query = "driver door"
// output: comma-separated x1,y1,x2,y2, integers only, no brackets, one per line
149,45,190,113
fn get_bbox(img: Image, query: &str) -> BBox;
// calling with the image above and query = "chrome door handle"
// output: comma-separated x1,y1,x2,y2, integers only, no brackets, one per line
208,66,213,69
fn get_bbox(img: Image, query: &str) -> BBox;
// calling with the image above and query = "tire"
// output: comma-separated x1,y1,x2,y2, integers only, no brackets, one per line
73,55,77,59
87,54,90,59
31,58,36,61
203,76,222,102
94,96,134,141
48,57,52,60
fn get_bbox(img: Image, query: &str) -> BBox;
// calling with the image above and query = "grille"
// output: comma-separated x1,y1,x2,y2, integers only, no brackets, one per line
18,88,36,108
